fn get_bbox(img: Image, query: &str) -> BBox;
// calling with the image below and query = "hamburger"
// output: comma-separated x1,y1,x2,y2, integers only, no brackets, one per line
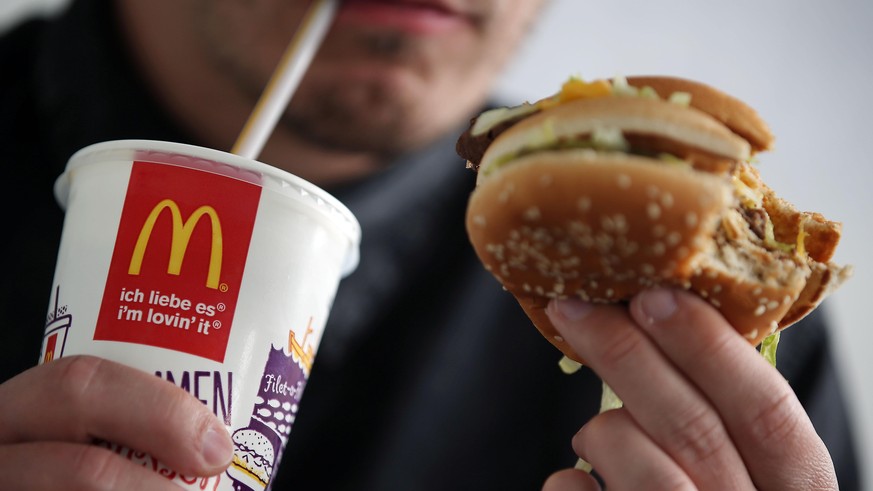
227,428,276,490
457,75,851,364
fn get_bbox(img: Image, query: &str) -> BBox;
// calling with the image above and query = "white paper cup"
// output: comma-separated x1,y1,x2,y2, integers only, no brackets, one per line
39,140,361,490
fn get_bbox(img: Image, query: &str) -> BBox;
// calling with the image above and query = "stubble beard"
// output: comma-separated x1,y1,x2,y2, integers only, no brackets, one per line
203,20,434,157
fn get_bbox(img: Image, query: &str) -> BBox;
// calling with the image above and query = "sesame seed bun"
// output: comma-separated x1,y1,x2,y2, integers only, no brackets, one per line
462,79,849,363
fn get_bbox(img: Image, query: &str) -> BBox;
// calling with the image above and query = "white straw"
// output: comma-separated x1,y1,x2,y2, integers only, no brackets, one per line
231,0,340,160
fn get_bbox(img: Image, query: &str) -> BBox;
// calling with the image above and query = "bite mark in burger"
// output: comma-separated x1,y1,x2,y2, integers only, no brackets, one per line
458,75,852,364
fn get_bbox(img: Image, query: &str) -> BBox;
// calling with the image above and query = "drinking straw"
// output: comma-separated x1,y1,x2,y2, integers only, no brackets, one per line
231,0,340,159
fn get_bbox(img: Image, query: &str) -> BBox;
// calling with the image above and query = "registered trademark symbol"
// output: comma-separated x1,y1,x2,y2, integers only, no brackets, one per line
213,320,222,330
219,283,229,293
217,303,226,312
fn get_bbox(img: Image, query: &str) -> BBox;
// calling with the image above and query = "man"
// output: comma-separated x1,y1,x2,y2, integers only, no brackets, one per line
0,0,860,489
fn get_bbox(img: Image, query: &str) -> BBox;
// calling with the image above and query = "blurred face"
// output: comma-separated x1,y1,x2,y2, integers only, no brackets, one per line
192,0,548,155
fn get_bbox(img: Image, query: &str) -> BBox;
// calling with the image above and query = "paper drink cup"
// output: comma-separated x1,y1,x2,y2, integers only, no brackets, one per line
39,139,361,490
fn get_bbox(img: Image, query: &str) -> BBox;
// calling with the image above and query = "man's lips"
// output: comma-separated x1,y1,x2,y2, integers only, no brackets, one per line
335,0,476,35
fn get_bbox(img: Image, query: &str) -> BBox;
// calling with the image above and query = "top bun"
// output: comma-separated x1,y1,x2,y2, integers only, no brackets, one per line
626,76,775,152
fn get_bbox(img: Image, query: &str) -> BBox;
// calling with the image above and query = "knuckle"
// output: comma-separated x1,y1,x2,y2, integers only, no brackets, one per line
150,381,211,442
151,384,195,426
70,444,127,491
669,403,730,466
56,356,105,399
694,330,740,368
747,388,803,446
55,356,108,427
646,475,696,491
596,331,645,370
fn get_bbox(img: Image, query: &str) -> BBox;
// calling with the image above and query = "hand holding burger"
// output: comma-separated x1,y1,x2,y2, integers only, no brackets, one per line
458,75,849,490
539,287,839,490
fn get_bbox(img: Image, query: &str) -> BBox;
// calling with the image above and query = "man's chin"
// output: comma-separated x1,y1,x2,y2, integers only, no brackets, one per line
282,114,430,155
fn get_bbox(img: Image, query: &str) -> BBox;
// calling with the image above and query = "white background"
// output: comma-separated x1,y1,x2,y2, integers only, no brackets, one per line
3,0,871,482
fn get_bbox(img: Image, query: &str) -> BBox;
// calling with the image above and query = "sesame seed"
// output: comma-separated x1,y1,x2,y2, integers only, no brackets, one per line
744,329,759,340
577,197,592,211
524,207,541,221
647,202,662,219
472,215,487,227
617,174,632,189
554,335,565,342
498,183,516,203
661,192,674,208
666,232,682,246
754,305,767,316
614,214,628,234
685,212,699,228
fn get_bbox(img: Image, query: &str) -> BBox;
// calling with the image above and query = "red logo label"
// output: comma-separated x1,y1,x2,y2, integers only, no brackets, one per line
95,162,261,362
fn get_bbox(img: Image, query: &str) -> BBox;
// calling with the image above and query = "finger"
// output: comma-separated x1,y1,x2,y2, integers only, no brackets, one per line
575,408,695,491
0,356,233,477
0,442,183,491
546,299,755,490
541,468,600,491
628,288,838,490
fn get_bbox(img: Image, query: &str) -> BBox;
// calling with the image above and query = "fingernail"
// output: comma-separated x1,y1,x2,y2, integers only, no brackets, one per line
549,298,595,321
638,289,678,324
202,426,233,468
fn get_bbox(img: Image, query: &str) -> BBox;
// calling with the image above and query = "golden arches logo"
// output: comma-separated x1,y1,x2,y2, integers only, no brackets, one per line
128,199,223,289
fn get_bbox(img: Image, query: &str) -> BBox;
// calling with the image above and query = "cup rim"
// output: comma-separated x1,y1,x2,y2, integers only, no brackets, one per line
55,139,362,276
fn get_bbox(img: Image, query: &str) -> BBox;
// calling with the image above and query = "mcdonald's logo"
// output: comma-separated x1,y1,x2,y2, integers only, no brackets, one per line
128,199,223,289
95,161,261,362
43,333,57,363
